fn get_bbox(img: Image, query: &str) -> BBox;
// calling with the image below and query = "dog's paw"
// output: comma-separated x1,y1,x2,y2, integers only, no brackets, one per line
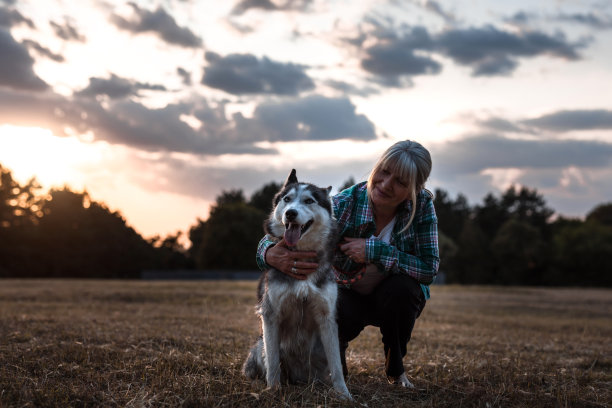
263,382,280,392
331,385,353,401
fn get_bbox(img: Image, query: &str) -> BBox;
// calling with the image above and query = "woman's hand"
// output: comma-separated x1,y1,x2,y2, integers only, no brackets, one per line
264,239,319,280
339,237,367,264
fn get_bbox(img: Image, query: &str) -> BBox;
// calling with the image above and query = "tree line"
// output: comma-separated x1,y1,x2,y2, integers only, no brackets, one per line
1,164,610,286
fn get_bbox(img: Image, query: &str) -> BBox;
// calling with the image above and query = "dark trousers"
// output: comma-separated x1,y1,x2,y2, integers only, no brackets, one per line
337,274,426,377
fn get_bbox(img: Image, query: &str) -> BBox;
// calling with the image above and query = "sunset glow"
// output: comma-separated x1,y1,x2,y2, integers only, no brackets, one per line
0,0,610,239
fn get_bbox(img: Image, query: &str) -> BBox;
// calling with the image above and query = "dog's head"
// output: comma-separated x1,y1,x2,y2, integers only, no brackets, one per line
266,169,333,248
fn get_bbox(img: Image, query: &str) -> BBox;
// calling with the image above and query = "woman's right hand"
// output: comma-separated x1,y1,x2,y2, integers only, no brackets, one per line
265,239,319,280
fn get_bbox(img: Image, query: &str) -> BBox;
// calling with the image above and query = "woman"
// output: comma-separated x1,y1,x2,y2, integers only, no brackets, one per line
256,140,439,388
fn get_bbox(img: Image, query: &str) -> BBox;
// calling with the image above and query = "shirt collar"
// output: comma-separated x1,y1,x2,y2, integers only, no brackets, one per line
358,183,414,227
358,185,375,226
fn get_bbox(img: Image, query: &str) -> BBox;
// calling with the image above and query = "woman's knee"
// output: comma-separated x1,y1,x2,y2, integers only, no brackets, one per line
375,275,425,314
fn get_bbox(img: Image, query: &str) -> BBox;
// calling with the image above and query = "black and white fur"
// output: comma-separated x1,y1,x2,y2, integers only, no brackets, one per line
243,169,351,400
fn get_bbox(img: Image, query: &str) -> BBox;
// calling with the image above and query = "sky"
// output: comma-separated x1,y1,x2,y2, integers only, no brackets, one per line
0,0,611,241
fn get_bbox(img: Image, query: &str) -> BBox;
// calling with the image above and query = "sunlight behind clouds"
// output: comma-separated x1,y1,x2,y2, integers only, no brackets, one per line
0,125,104,189
0,0,611,237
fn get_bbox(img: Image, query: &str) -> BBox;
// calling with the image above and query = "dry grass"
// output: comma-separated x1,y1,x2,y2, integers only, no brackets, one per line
0,280,610,407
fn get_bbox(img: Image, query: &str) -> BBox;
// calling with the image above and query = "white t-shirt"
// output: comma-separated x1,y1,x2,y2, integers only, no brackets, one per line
350,217,396,295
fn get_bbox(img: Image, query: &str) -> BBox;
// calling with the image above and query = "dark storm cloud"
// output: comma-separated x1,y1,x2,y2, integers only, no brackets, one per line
110,3,202,48
234,95,377,142
522,110,612,132
76,74,167,99
346,22,587,83
50,20,86,42
202,52,315,95
231,0,313,15
434,134,612,176
0,29,48,91
0,5,33,27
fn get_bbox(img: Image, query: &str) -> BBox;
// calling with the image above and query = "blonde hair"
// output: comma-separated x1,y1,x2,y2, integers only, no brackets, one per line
367,140,432,232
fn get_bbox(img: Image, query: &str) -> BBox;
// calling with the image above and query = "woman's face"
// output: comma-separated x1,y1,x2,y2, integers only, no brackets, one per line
370,167,412,211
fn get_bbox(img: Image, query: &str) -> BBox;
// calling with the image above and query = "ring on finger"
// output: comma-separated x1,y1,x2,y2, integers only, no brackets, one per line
293,260,297,267
291,267,296,274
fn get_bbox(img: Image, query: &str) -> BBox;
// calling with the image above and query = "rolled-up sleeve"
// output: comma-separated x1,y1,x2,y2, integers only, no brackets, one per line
255,235,276,271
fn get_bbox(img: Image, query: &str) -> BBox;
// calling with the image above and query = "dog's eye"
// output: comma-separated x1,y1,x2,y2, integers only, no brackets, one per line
304,198,315,204
283,196,291,202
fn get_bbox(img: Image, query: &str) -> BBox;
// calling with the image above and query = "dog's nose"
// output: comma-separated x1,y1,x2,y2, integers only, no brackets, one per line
285,209,298,221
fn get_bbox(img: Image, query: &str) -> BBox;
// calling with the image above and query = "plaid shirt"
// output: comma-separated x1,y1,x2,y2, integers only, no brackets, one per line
256,181,440,299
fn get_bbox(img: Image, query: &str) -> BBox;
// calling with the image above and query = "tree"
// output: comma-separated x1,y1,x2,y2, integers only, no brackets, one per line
434,189,471,241
586,203,612,227
216,189,246,206
0,167,45,276
249,182,282,215
149,231,192,269
338,176,356,192
447,219,492,284
196,201,265,270
552,221,612,286
35,188,157,278
491,219,545,285
500,186,554,236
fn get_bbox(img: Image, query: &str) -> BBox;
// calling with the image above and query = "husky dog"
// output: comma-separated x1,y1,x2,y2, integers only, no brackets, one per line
243,169,351,400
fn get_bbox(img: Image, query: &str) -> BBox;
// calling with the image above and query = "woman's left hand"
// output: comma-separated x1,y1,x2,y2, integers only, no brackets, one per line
339,237,367,264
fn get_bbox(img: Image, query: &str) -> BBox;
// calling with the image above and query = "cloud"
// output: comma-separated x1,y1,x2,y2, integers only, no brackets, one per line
435,26,584,76
110,3,202,48
0,5,34,28
0,29,49,91
433,134,612,176
202,51,315,95
478,117,525,133
50,20,86,42
177,67,191,86
360,26,441,86
21,39,65,62
76,74,167,99
556,12,612,30
522,110,612,132
323,79,380,97
231,0,313,15
345,21,587,83
234,94,378,142
422,0,456,24
0,83,378,155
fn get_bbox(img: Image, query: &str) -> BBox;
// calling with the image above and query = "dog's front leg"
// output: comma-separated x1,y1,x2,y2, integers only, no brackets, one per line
317,313,352,400
262,315,281,388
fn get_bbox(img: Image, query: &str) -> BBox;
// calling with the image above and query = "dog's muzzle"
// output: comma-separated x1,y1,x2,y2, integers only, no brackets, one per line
284,219,313,247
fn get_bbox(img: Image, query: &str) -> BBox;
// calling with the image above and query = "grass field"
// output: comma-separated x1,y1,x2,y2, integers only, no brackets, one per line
0,280,610,407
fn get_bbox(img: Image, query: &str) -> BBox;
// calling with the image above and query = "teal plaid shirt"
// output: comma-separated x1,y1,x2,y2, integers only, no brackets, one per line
256,181,440,299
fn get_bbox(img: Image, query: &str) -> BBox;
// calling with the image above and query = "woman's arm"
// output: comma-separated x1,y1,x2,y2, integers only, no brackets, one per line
365,199,439,284
256,235,318,280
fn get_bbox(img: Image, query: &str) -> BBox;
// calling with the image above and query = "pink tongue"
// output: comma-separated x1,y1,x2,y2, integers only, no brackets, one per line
284,223,301,247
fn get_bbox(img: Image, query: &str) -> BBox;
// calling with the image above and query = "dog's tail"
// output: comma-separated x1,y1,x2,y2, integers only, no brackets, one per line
243,336,265,380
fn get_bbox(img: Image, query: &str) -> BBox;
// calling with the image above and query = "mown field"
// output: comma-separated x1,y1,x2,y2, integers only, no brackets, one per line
0,280,610,407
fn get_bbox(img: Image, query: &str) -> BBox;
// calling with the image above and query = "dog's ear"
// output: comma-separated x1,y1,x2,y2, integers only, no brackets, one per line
284,169,298,186
325,186,332,196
